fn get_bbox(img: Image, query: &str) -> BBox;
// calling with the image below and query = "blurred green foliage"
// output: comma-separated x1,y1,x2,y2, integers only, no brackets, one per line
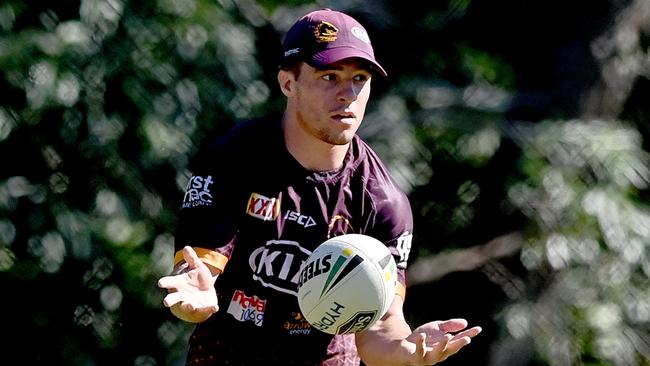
1,0,648,365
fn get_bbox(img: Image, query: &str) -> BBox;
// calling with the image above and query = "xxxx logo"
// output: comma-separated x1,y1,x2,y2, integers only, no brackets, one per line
247,192,280,221
319,248,364,298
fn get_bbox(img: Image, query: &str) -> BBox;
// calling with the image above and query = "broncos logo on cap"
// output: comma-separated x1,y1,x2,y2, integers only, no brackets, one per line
314,21,338,42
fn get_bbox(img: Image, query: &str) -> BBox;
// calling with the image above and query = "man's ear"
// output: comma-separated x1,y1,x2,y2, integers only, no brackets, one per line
277,69,295,97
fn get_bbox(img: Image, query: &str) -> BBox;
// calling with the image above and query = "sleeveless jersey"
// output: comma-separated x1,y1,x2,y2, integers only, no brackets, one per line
174,117,414,365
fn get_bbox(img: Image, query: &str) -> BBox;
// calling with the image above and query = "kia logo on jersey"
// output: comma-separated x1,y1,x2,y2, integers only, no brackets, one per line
247,193,281,221
249,239,311,295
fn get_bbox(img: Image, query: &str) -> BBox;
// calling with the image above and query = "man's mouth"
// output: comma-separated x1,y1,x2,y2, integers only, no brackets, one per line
332,111,356,121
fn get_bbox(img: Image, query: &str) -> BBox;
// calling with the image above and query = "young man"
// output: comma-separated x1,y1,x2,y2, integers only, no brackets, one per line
158,8,481,365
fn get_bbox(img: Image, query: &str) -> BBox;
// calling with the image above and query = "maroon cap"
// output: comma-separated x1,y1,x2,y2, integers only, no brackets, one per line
281,9,387,77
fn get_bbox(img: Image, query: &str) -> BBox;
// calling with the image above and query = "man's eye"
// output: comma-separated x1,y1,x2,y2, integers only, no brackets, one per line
354,74,368,82
322,74,335,81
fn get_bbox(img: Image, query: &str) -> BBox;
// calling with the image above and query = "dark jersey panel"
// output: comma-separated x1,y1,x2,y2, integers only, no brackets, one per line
175,117,414,365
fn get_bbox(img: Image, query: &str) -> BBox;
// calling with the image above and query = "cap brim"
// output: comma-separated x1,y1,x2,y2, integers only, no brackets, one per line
309,47,388,77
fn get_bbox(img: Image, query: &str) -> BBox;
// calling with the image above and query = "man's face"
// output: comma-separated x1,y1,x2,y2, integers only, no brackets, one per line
291,58,372,146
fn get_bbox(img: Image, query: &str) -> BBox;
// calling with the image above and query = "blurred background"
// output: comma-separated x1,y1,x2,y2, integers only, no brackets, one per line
1,0,649,365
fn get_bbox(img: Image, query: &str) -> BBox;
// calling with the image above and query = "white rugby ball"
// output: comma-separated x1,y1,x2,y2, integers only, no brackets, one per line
297,234,397,335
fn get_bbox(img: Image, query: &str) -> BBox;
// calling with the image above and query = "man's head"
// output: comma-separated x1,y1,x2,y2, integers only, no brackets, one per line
277,9,384,166
279,9,387,77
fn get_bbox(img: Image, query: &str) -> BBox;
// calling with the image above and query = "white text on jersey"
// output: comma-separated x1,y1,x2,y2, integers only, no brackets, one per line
284,210,316,228
182,175,214,208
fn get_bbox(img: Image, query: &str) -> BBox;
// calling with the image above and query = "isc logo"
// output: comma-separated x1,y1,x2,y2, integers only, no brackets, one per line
247,193,280,221
285,210,316,228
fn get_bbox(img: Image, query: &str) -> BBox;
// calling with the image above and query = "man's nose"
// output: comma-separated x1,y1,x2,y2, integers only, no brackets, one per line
337,81,358,103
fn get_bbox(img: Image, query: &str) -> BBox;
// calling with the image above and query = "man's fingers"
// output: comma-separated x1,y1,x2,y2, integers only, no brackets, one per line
438,318,469,333
425,333,450,363
203,303,219,313
163,292,184,307
448,335,471,350
415,333,426,359
182,246,202,268
408,322,481,363
454,326,482,340
443,327,481,360
443,335,472,360
158,275,180,290
164,295,220,312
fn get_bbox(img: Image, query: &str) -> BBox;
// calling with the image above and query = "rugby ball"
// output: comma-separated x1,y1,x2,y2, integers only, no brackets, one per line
297,234,397,335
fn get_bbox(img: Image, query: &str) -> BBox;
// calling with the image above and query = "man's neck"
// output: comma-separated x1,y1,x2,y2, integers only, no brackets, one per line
282,114,349,172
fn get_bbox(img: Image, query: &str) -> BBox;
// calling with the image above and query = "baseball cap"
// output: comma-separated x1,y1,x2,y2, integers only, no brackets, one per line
280,9,387,77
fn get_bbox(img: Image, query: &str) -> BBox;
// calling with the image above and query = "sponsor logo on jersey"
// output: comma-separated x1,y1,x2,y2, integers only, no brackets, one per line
318,248,364,298
337,310,378,334
249,240,311,295
326,214,353,238
247,193,280,221
284,210,316,228
395,231,413,269
283,311,312,336
226,289,267,326
310,301,346,332
182,175,214,208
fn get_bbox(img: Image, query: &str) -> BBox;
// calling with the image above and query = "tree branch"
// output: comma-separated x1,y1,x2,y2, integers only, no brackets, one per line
406,231,524,286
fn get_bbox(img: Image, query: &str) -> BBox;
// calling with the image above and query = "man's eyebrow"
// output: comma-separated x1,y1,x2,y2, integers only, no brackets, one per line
314,64,373,73
314,65,343,72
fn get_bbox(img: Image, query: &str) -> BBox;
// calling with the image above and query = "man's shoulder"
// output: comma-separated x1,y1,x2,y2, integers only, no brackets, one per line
212,116,281,147
353,137,400,185
350,137,413,248
190,115,282,171
350,136,409,203
198,116,281,154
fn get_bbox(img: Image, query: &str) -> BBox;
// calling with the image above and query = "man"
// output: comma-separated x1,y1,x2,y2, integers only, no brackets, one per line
158,8,481,365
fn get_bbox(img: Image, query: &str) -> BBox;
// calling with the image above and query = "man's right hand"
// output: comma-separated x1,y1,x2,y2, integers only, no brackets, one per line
158,246,219,323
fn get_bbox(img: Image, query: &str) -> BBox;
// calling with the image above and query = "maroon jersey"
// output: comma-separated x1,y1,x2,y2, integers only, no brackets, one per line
174,117,414,365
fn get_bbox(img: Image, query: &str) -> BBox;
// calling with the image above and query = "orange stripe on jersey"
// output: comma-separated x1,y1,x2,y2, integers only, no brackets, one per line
395,282,406,301
174,247,229,273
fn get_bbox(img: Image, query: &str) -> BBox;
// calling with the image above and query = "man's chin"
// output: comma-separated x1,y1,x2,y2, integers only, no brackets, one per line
328,136,354,146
